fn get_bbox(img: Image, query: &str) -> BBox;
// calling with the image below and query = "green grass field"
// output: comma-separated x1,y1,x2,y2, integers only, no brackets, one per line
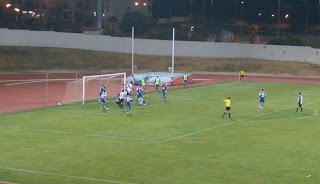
1,81,320,184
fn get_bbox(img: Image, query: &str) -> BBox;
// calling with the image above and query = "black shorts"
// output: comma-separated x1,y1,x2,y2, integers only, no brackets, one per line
297,103,302,108
226,107,231,111
240,75,244,77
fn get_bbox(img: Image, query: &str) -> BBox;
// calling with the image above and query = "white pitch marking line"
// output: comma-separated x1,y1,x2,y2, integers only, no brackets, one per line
0,97,201,142
0,109,48,120
192,79,211,81
48,97,200,115
161,99,320,142
0,125,162,143
0,167,136,184
249,107,317,122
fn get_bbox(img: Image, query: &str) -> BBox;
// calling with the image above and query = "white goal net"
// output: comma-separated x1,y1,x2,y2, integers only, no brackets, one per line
61,72,126,105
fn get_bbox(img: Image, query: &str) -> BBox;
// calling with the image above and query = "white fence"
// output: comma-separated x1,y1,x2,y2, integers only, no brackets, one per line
1,28,320,64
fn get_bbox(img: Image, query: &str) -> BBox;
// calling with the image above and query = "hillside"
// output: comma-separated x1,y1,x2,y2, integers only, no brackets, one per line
1,46,320,77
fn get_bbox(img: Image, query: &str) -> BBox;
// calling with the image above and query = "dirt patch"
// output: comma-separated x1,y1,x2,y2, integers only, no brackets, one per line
1,46,320,77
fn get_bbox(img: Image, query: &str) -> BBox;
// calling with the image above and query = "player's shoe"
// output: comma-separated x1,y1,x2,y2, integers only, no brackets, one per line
105,107,109,110
261,107,263,109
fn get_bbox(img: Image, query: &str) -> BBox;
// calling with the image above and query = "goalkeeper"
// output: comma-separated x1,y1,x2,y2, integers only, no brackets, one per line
138,97,147,106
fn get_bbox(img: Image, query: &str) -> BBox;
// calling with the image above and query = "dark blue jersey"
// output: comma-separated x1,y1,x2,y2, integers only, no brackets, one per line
162,86,167,95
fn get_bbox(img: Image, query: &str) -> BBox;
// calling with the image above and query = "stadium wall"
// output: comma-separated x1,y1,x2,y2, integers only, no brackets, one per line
1,28,320,64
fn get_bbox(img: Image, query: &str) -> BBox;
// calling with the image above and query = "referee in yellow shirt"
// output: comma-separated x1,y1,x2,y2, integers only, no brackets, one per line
222,97,232,119
239,70,245,81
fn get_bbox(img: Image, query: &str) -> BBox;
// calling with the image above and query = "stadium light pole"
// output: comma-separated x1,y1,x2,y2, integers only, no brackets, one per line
172,28,175,77
132,27,134,75
277,0,280,38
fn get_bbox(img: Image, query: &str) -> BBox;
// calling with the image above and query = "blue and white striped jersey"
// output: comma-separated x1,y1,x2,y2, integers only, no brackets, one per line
100,91,106,98
259,91,266,98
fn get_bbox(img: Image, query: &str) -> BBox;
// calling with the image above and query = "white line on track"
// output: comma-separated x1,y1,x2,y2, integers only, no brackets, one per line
4,79,76,86
192,79,211,81
0,181,18,184
160,99,320,142
0,167,136,184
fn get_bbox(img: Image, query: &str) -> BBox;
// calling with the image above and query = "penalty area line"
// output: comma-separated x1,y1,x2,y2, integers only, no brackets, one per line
247,107,317,122
0,125,162,143
161,99,320,142
0,167,136,184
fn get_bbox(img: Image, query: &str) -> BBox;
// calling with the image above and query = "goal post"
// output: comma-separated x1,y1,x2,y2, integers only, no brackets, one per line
82,72,126,105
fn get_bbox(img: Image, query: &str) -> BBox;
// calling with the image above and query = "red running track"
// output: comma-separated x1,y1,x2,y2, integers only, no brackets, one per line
1,73,320,114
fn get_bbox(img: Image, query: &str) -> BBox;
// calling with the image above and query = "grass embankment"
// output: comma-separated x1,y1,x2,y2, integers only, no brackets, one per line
1,46,320,76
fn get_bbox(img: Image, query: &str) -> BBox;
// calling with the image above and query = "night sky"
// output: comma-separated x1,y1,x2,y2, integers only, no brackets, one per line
157,0,319,24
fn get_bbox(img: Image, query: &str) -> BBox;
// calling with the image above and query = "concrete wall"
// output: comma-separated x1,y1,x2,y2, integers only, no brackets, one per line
1,28,320,64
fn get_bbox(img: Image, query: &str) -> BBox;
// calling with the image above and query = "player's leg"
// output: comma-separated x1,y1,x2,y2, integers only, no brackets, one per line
300,104,303,113
222,109,227,118
127,101,129,113
129,102,131,112
105,99,108,109
295,104,299,112
228,110,231,118
100,98,104,109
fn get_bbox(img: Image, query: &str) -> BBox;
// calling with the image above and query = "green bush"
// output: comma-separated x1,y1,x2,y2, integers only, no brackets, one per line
120,11,150,35
158,32,172,40
267,34,304,46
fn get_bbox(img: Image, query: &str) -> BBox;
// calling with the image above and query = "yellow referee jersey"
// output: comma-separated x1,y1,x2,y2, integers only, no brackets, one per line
224,99,231,107
240,70,245,76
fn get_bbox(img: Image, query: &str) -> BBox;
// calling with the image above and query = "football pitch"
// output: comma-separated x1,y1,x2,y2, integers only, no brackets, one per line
1,81,320,184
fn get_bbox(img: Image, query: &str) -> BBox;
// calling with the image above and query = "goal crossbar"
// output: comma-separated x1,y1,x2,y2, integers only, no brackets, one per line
82,72,126,105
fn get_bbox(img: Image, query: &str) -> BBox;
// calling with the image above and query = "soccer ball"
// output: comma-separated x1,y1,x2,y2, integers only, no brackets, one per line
58,102,61,106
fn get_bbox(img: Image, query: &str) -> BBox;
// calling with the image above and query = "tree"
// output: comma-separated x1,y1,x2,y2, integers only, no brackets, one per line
53,6,64,32
0,0,8,25
120,11,150,36
0,0,7,7
148,17,157,38
109,16,118,36
247,24,261,44
268,34,304,46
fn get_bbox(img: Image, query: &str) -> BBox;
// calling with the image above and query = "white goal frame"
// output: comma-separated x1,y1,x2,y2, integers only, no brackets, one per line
82,72,126,105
